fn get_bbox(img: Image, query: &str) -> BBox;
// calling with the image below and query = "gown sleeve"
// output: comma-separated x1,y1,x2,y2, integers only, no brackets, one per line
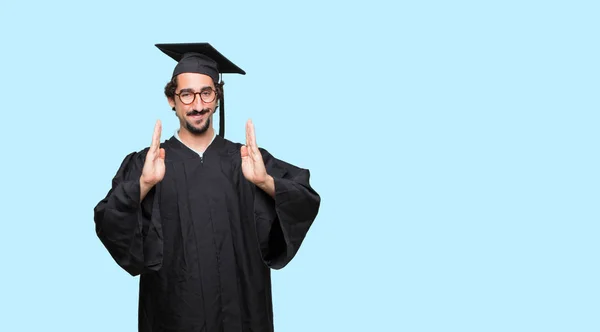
93,150,163,276
253,149,321,269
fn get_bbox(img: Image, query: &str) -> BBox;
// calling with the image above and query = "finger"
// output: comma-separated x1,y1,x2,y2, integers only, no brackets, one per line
245,119,251,150
246,119,253,148
152,120,162,151
156,120,162,149
240,145,248,158
151,120,158,150
249,120,259,154
159,148,166,160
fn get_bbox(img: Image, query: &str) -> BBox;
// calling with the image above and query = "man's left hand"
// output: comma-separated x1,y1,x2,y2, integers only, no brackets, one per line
241,119,275,197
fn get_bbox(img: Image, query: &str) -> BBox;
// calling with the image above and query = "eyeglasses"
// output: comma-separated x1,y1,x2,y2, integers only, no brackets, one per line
175,88,217,105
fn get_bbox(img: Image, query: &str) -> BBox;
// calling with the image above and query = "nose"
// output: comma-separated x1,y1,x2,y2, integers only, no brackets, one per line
193,93,207,108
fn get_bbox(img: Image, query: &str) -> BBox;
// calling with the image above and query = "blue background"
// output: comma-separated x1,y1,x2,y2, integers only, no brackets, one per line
1,1,598,331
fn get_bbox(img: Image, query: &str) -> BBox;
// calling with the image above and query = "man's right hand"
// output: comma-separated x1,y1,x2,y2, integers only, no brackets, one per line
140,120,166,201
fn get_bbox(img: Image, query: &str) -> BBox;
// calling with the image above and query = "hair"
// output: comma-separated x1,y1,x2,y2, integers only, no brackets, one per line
164,75,223,111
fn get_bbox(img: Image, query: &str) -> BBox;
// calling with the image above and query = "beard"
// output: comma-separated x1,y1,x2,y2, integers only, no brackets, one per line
183,108,213,135
186,117,211,135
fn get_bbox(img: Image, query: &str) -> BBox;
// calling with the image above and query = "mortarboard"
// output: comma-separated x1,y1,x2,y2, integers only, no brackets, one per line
155,42,246,137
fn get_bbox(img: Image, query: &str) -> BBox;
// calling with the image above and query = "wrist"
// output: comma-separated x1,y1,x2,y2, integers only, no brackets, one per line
140,176,153,188
139,176,156,200
255,175,271,187
255,175,275,198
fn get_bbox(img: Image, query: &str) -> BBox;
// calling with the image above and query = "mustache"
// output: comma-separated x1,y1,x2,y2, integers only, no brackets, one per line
186,109,211,116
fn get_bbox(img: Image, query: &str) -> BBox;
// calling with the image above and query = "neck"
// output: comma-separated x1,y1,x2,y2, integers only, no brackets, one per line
178,126,215,153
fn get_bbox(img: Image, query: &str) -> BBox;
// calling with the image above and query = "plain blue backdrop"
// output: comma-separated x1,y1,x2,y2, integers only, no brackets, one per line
1,1,598,331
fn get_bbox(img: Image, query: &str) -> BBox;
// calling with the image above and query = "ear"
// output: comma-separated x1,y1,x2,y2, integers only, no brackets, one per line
167,97,176,110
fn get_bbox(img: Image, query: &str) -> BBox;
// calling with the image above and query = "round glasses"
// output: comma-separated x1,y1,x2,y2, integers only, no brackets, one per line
175,88,217,105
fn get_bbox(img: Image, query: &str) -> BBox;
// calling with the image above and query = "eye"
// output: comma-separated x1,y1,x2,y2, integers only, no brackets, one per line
180,92,192,98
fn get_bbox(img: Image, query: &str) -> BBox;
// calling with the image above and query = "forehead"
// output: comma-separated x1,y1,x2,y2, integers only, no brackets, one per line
176,72,215,89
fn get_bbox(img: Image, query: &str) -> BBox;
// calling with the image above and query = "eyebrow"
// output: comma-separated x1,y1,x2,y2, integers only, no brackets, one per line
179,86,213,93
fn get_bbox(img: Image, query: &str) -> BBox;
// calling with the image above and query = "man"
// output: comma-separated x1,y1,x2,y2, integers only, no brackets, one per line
93,43,321,332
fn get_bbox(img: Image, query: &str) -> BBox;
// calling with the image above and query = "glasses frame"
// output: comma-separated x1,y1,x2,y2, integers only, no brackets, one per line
175,88,217,105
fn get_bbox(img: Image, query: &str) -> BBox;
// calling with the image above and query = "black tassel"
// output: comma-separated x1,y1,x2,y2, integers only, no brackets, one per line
219,81,225,137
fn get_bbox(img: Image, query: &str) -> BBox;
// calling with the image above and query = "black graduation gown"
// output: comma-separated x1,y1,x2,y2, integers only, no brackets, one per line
93,135,320,332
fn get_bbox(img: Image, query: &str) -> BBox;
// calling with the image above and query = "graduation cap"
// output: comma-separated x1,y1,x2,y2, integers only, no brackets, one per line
155,42,246,137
